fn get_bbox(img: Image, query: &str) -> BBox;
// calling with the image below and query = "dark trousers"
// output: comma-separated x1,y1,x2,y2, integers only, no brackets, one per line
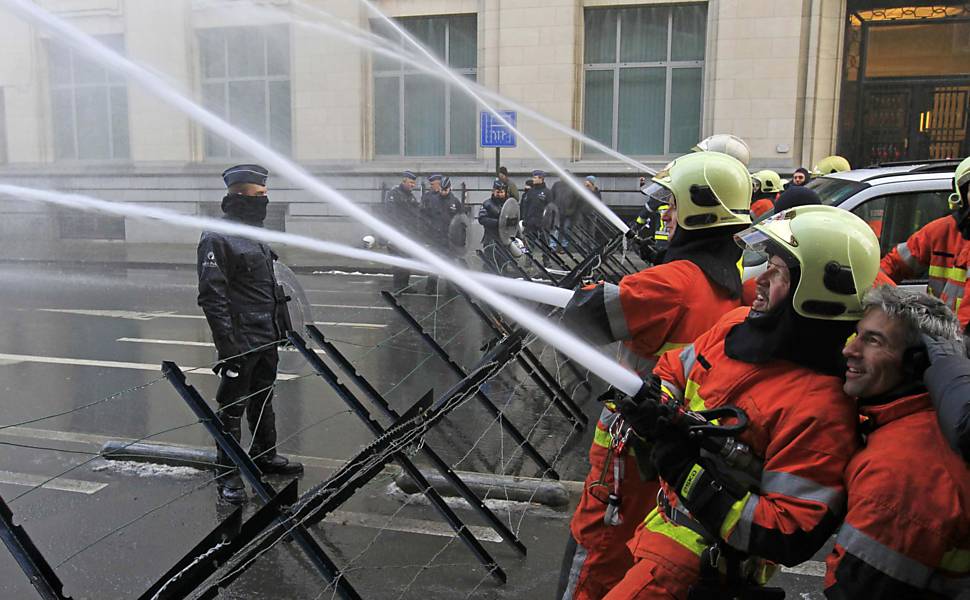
215,347,279,469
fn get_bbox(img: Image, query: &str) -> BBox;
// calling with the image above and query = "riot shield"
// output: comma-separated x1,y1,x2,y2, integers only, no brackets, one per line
448,211,472,255
542,202,560,231
273,261,314,374
498,198,520,246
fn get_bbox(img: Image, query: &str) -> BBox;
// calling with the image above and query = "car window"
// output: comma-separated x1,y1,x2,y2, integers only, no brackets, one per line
851,190,951,257
809,177,867,206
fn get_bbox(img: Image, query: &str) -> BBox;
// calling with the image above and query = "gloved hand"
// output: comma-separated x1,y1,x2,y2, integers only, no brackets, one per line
650,426,699,486
921,332,968,363
212,357,244,378
612,375,667,439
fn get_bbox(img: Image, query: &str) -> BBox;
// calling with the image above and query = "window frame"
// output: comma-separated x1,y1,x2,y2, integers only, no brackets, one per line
371,14,478,159
582,5,706,158
48,33,130,162
197,24,293,160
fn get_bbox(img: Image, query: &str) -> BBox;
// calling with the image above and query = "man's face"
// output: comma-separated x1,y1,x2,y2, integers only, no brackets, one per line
752,255,791,313
533,175,544,186
842,308,907,399
792,172,806,186
584,180,594,191
494,188,507,200
402,178,416,191
234,183,268,197
430,180,441,193
499,173,509,183
659,201,677,237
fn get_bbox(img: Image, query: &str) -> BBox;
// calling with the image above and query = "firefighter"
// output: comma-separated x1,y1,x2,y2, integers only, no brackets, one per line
750,170,783,219
605,205,880,599
826,285,970,598
880,157,970,327
197,164,304,504
557,151,753,600
812,155,851,176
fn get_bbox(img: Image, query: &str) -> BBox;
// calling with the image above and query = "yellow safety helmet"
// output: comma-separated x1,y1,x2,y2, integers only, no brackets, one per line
692,134,751,167
812,155,851,176
752,170,784,195
735,205,879,320
645,152,752,231
948,156,970,210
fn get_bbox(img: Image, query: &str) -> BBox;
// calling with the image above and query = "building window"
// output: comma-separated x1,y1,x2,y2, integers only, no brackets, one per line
48,34,130,161
199,25,292,158
583,4,706,157
372,14,477,157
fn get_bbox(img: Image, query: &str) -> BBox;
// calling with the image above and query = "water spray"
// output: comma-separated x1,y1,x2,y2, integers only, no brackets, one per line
281,0,656,177
1,0,641,394
351,0,631,234
0,185,574,309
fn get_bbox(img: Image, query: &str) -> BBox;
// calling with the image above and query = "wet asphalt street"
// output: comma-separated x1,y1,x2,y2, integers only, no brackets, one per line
0,263,827,599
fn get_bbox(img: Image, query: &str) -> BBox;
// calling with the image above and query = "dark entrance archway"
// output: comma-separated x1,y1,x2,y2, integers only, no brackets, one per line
837,3,970,166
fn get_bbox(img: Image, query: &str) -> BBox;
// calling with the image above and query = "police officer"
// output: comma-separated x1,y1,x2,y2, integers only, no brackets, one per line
385,170,420,291
422,176,462,293
477,178,513,274
521,169,552,242
197,164,303,504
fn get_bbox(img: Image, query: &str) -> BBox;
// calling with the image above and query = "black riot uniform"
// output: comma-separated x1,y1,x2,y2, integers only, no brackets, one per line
421,178,462,293
197,164,302,504
477,179,513,274
521,172,552,238
385,171,420,291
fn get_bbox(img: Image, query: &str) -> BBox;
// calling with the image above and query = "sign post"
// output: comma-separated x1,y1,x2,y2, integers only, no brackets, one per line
480,111,517,176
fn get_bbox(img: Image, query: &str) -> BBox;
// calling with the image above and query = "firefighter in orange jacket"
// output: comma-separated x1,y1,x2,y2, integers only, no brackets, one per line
557,151,753,600
825,285,970,598
880,157,970,328
604,205,880,599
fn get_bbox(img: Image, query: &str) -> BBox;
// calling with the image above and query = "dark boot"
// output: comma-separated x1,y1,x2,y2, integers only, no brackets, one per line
254,454,304,475
216,412,247,503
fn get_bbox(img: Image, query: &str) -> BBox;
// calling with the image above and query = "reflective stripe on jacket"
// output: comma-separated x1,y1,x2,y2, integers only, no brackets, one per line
647,307,857,566
824,391,970,599
880,216,968,323
563,260,742,450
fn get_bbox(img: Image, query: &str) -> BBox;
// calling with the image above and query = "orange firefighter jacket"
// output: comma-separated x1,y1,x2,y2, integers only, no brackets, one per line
880,216,969,325
643,307,858,566
824,391,970,599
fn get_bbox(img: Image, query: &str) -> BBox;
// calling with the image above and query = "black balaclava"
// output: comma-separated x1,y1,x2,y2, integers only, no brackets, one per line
222,193,269,226
724,257,855,376
661,224,746,299
792,167,811,186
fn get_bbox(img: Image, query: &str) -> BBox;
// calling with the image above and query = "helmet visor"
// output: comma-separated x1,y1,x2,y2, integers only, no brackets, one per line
642,182,673,212
734,226,773,253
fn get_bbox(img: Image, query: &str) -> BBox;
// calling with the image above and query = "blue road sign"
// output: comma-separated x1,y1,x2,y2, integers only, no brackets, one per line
480,111,517,148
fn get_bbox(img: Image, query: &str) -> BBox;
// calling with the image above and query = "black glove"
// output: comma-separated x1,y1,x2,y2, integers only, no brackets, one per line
652,430,743,536
650,423,698,486
612,375,667,439
212,357,244,378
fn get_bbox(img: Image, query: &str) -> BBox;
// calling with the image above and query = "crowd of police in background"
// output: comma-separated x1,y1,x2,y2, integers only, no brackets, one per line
197,135,970,598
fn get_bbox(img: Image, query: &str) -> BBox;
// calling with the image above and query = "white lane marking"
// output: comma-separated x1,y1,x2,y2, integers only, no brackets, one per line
118,337,213,348
780,561,826,578
0,352,298,379
37,308,386,328
117,337,326,356
38,308,204,320
311,304,391,311
313,321,386,329
324,510,502,543
0,470,106,495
